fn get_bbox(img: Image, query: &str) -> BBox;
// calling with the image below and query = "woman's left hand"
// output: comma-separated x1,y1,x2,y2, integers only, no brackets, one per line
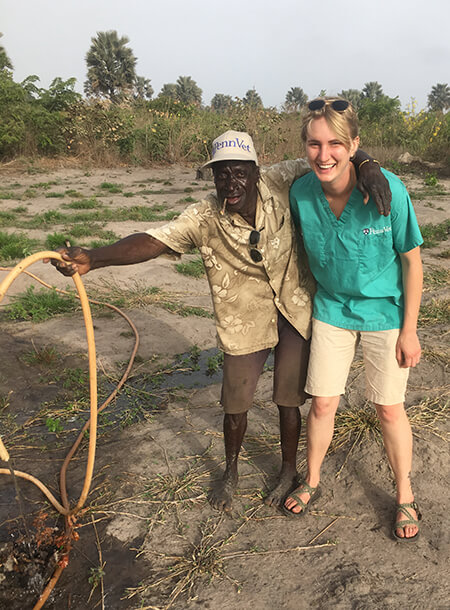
395,330,421,368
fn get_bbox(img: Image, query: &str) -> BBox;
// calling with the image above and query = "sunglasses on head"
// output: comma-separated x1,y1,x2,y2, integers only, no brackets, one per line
249,229,263,263
308,99,350,112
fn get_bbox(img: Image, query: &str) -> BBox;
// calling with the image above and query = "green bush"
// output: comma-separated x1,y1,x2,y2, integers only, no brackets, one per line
0,71,449,168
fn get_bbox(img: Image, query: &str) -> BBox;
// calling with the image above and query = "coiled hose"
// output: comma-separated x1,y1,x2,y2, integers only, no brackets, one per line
0,251,140,608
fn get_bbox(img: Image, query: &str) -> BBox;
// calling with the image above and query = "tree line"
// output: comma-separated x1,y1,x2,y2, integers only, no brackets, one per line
1,30,449,112
0,30,448,167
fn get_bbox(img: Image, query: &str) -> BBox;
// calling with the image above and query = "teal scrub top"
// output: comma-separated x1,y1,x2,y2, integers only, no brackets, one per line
290,169,423,331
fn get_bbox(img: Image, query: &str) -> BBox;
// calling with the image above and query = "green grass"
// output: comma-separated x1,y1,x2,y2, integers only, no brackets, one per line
65,189,83,198
25,210,65,228
410,182,447,200
206,351,224,375
64,197,100,209
61,367,89,391
0,392,12,413
45,192,65,198
0,191,17,200
420,220,450,248
31,181,58,189
45,416,63,434
99,182,122,193
160,302,213,318
22,345,60,366
67,223,105,238
21,343,61,366
0,211,18,226
44,232,75,250
89,280,213,318
5,285,78,322
0,231,38,260
175,256,205,278
5,205,179,230
66,225,119,242
178,196,198,203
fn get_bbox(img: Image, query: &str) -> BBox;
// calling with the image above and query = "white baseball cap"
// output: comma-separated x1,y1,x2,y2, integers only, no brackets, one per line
202,130,259,168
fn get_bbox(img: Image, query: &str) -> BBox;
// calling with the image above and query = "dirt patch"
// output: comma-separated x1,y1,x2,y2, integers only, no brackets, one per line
0,165,449,609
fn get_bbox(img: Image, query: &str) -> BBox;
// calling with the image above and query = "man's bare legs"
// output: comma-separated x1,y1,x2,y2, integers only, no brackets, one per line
264,405,301,506
376,402,419,539
284,396,340,514
210,412,247,512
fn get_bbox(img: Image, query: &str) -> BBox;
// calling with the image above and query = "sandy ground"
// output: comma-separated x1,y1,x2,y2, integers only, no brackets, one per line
0,163,449,609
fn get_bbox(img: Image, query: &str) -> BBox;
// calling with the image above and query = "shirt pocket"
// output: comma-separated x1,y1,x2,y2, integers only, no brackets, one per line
266,215,291,260
319,230,361,293
359,227,394,279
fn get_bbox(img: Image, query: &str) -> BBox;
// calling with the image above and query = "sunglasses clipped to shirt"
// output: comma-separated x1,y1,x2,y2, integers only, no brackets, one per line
308,99,350,112
249,229,263,263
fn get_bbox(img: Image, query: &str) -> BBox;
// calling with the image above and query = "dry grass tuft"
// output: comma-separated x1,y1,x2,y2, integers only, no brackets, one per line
125,515,239,608
408,395,449,441
419,298,450,326
422,347,449,369
126,503,336,609
142,462,208,509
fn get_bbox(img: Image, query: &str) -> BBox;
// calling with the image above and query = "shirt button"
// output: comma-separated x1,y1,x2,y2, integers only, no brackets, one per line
271,318,276,323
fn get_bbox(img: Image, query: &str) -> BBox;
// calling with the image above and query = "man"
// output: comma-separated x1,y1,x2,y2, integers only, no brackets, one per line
50,130,390,512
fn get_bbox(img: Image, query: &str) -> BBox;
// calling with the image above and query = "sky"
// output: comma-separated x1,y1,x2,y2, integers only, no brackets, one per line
1,0,449,111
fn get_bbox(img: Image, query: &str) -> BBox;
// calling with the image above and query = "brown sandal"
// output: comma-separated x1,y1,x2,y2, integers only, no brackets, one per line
283,481,321,517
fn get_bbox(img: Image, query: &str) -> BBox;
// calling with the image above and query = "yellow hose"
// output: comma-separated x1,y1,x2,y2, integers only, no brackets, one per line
0,253,141,609
0,251,98,516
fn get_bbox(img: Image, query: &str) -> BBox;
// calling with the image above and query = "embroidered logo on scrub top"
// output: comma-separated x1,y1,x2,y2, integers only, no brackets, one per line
362,226,392,236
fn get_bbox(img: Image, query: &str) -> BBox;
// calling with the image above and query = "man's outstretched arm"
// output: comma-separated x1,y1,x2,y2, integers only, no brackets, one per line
48,233,170,276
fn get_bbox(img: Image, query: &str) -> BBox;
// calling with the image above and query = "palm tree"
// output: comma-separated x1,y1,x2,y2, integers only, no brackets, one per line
243,88,263,109
175,76,202,105
427,83,450,112
284,87,308,112
362,81,384,102
159,83,177,99
211,93,233,113
84,30,137,102
134,76,153,100
0,33,13,70
338,89,363,110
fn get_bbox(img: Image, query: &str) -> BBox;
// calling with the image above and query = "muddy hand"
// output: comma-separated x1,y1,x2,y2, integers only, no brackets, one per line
44,246,92,277
357,161,392,216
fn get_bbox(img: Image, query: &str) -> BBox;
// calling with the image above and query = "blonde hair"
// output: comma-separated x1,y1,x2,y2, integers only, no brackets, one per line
301,97,359,150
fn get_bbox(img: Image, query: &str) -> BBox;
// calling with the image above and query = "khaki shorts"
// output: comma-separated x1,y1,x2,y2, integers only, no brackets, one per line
306,319,410,405
221,314,310,414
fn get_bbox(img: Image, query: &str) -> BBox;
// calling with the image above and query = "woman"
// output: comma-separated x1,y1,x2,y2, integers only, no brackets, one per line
285,98,423,541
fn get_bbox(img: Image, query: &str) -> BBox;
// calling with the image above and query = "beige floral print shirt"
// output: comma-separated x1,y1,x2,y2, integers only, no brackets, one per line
146,159,316,355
